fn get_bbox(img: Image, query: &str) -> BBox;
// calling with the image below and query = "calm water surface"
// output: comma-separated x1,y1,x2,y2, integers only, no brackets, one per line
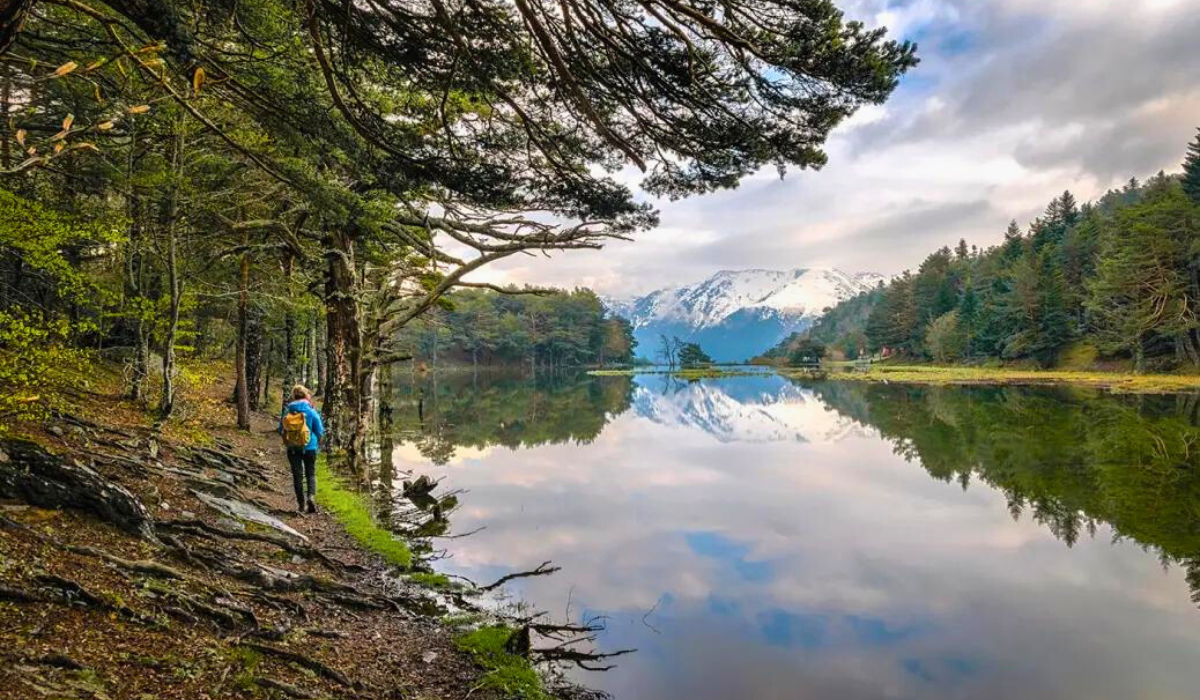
381,371,1200,700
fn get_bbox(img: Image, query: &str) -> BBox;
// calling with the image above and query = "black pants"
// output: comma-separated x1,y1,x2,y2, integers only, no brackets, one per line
287,448,317,508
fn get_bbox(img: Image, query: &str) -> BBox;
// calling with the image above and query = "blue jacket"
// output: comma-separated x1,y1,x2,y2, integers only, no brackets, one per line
279,400,325,452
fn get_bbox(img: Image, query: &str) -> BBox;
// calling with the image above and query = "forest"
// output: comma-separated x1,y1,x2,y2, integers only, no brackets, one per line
768,133,1200,371
0,0,917,476
395,288,635,369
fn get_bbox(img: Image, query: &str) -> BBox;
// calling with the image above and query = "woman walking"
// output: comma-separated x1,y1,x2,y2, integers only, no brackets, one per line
279,385,325,514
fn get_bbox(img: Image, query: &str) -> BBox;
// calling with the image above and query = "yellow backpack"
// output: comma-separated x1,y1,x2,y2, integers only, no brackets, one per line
282,411,311,448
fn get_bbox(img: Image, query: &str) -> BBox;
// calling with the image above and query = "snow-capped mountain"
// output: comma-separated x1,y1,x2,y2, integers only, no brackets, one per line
606,268,884,362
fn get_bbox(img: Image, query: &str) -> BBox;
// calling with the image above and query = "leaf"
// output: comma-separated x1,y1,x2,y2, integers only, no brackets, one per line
85,58,107,72
51,129,68,141
72,143,99,152
26,146,35,155
52,61,77,78
128,104,150,115
53,142,64,154
62,114,74,130
15,129,25,146
192,67,205,95
97,121,114,131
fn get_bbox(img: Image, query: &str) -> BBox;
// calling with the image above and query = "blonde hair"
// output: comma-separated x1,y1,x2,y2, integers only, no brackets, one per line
291,384,311,401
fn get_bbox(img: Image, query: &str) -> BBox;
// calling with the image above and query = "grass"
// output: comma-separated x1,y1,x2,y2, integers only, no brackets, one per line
455,626,551,700
407,571,454,589
315,455,412,568
782,363,1200,393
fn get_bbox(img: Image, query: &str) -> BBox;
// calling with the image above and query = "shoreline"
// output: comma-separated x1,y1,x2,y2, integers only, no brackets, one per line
0,361,581,700
779,364,1200,393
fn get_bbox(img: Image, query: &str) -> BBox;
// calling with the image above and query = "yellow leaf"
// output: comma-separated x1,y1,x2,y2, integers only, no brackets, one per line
26,146,35,155
128,104,150,114
97,121,114,131
53,61,77,78
192,67,205,95
53,142,64,154
51,129,68,141
73,142,99,152
85,58,106,72
15,129,25,146
62,113,74,130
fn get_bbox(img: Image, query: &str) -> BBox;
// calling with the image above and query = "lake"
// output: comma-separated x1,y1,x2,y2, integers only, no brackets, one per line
378,370,1200,700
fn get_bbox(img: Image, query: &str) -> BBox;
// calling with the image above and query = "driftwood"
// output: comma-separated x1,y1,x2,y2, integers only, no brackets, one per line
0,439,156,539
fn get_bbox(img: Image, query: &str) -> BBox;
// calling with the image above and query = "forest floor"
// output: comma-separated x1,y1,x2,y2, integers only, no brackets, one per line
782,364,1200,393
0,361,571,700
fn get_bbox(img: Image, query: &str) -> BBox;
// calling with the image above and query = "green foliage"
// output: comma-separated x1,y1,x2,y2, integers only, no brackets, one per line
771,136,1200,373
399,289,631,368
1184,129,1200,205
315,455,412,568
678,341,712,368
0,310,92,431
788,338,826,366
455,626,551,700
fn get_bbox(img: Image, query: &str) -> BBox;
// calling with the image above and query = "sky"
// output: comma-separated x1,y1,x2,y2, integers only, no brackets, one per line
474,0,1200,297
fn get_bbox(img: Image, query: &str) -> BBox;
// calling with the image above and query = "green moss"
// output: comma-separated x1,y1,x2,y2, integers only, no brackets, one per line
408,571,453,589
315,455,412,568
456,626,551,700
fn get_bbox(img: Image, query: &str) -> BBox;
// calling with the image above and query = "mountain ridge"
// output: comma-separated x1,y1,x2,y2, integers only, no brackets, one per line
603,267,884,362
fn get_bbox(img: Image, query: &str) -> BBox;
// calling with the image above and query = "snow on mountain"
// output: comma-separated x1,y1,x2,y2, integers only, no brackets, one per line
604,268,884,362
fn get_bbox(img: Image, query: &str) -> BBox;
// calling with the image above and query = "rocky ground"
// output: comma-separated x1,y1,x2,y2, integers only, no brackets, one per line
0,367,539,700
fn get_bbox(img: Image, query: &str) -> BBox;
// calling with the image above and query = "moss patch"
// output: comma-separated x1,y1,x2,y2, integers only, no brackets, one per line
455,626,551,700
315,455,412,568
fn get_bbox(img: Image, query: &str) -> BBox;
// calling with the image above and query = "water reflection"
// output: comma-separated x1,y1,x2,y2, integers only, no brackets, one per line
384,372,1200,700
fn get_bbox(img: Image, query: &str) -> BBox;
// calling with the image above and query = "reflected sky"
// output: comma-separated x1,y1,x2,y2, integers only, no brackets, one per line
389,374,1200,700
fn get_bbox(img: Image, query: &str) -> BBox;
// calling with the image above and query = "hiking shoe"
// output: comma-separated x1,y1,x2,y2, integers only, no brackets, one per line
306,498,317,514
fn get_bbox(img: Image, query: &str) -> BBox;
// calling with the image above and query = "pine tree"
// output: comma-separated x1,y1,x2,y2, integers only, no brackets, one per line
1183,128,1200,205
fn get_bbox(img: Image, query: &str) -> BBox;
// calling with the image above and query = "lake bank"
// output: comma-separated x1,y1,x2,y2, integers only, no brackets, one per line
779,364,1200,393
0,361,577,700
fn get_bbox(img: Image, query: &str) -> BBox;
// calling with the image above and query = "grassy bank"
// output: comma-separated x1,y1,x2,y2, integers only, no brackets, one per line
783,364,1200,393
455,626,552,699
315,455,413,568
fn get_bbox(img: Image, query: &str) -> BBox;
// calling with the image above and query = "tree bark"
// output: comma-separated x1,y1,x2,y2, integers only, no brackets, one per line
324,228,364,472
235,228,251,430
0,0,34,57
245,309,264,412
159,119,184,417
282,254,297,409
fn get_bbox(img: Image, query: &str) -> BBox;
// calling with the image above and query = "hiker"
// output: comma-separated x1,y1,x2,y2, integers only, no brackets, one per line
279,384,325,514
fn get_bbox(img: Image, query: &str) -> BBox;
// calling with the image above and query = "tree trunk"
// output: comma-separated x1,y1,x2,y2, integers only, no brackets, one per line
315,314,326,396
245,309,264,412
159,119,184,418
281,254,297,409
124,133,148,402
0,0,34,57
235,229,251,430
1,63,12,169
324,227,364,475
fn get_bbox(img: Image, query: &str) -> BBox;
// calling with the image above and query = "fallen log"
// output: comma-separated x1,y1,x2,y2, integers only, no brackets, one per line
0,439,155,539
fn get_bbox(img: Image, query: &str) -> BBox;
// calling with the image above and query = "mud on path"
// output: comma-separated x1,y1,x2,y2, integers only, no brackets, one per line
0,369,513,700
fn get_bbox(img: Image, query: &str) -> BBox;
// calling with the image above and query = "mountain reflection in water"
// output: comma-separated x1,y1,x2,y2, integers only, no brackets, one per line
381,370,1200,700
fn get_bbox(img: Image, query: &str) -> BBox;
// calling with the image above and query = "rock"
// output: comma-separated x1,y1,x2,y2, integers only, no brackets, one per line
422,651,438,664
0,448,8,463
160,501,170,511
193,491,307,541
216,517,246,531
180,510,196,519
291,555,304,564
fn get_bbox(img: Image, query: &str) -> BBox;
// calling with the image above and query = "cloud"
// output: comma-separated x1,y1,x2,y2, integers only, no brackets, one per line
470,0,1200,296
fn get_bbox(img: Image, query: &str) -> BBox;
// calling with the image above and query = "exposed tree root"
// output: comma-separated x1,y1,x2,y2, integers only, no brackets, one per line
159,518,363,573
255,676,322,699
240,642,365,690
0,439,156,539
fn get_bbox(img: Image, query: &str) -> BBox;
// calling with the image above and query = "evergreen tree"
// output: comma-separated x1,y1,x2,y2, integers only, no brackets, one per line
1183,128,1200,205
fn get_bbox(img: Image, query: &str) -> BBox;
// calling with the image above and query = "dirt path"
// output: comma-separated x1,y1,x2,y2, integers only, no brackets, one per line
0,368,510,700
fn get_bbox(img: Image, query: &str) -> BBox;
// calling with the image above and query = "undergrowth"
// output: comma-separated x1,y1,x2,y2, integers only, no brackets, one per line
314,455,412,568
